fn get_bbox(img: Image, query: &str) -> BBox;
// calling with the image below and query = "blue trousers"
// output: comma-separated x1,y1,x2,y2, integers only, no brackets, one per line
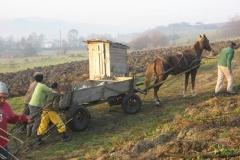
0,146,9,160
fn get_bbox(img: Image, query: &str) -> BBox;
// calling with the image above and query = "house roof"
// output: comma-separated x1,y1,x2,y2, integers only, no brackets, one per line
83,39,130,49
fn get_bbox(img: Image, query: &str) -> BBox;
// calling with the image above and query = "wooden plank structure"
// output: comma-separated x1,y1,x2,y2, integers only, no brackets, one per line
58,40,142,131
83,39,130,80
60,77,135,108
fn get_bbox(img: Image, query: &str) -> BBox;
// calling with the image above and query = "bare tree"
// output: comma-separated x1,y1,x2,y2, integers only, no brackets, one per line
221,14,240,38
78,36,86,49
67,29,78,48
5,35,15,50
128,30,168,50
16,37,37,57
38,33,46,47
86,33,115,41
27,32,44,51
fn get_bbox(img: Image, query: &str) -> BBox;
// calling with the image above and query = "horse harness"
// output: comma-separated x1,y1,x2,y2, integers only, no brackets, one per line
154,48,202,75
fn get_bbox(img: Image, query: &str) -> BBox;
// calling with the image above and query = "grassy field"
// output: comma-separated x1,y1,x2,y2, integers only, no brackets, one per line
0,50,88,73
5,49,240,159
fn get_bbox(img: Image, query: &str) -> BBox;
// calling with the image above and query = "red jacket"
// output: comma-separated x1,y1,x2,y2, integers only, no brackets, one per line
0,102,28,148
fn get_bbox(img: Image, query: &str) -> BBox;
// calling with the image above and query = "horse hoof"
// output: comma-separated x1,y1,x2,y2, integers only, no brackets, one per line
155,101,161,106
192,93,197,97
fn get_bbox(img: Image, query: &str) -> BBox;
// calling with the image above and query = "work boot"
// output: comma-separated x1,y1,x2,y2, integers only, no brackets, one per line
61,132,72,142
36,135,44,145
226,90,237,94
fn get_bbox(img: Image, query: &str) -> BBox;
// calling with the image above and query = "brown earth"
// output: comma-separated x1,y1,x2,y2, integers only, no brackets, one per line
1,39,240,98
4,39,240,160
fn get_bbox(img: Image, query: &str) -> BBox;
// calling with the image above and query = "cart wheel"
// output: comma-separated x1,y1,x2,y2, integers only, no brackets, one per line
66,105,90,132
122,93,142,114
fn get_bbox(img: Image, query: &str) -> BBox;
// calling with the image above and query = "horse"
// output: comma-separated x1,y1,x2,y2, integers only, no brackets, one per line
144,34,214,106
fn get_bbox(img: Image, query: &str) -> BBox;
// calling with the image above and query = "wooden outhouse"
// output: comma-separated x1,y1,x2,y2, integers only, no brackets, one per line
84,39,130,80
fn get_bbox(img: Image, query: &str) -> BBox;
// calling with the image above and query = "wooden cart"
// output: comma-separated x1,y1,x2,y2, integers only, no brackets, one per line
59,77,142,131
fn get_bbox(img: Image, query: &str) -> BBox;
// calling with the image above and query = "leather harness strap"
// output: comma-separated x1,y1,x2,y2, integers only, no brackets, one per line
154,48,201,76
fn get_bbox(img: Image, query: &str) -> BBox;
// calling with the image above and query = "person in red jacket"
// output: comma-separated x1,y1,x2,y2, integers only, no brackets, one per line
0,81,32,160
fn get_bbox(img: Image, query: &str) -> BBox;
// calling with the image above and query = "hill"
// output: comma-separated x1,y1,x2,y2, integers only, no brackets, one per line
0,17,227,43
0,17,146,41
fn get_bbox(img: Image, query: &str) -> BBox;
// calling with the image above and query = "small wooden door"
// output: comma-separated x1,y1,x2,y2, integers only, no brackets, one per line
93,44,105,78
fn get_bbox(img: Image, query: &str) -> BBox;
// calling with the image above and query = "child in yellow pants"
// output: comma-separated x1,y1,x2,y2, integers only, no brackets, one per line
37,82,72,144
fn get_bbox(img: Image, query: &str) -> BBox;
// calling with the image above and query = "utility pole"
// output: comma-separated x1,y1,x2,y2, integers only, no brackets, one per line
60,30,62,48
118,33,119,42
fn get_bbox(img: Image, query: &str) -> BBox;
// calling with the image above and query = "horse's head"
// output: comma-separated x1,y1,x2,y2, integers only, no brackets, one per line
199,34,212,52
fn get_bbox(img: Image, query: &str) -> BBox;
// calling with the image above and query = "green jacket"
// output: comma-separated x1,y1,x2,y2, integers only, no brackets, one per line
29,83,52,107
218,47,234,70
43,91,61,111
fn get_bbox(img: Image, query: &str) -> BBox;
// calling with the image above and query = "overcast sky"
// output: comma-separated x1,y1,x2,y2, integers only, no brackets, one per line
1,0,240,30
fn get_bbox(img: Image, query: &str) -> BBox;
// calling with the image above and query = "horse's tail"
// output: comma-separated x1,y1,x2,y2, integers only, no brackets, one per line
145,60,156,88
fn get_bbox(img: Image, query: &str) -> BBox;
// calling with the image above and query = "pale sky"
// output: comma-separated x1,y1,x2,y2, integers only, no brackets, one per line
1,0,240,30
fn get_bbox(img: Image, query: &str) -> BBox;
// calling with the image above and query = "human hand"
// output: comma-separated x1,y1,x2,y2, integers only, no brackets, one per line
60,91,65,95
27,116,33,123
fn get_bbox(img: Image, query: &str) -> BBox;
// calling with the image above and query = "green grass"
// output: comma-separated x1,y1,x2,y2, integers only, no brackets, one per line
0,50,88,73
7,96,25,113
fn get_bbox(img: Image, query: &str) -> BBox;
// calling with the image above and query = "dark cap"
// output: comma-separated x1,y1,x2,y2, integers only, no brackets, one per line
51,82,58,89
34,75,43,82
229,41,236,47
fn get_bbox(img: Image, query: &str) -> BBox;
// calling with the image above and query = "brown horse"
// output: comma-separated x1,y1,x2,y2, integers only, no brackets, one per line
145,34,214,106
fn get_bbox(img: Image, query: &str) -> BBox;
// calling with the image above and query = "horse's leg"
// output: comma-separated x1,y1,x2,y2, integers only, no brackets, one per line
190,70,198,96
154,74,168,106
154,80,162,106
183,72,190,97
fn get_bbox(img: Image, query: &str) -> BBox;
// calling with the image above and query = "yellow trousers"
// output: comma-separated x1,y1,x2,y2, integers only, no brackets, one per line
37,111,66,135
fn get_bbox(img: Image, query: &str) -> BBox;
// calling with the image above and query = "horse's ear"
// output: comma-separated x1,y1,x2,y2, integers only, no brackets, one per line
203,34,206,38
199,34,202,38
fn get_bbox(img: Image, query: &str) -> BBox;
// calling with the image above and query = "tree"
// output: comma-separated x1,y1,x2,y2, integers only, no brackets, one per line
38,33,46,47
221,14,240,38
0,37,5,52
86,33,115,41
16,37,37,57
78,36,86,49
67,29,78,48
128,30,168,50
27,32,43,51
5,36,15,50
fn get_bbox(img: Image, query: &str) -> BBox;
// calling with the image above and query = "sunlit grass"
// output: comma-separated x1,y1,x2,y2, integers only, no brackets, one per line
7,96,25,113
0,50,88,73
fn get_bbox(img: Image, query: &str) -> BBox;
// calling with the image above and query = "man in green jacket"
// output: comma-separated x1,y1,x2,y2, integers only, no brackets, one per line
27,74,52,137
215,41,237,94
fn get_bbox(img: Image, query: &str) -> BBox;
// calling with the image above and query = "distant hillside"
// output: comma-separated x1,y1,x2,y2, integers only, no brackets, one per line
154,22,226,38
0,17,228,43
0,17,144,41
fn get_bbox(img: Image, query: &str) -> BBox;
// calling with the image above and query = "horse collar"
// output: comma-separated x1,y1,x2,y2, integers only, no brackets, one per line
189,48,197,56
